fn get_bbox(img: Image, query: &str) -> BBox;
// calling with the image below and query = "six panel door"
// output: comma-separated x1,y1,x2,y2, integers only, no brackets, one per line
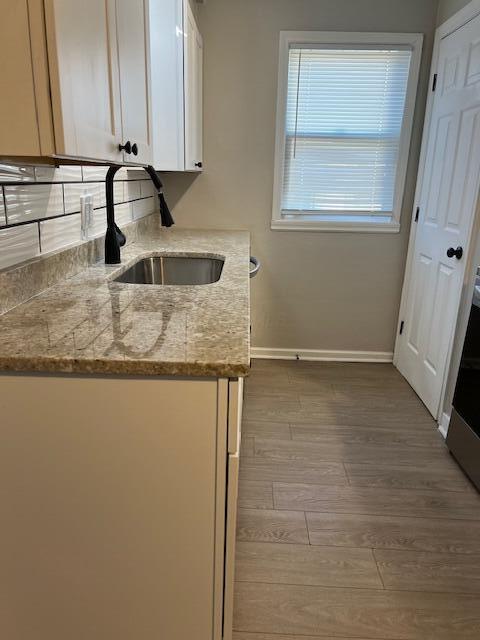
397,13,480,417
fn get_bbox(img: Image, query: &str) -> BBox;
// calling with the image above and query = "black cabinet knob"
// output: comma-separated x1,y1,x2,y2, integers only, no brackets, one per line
447,246,463,260
195,161,203,168
119,141,132,154
131,143,138,156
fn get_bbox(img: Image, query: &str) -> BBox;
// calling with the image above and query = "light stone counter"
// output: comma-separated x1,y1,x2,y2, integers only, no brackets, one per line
0,228,251,377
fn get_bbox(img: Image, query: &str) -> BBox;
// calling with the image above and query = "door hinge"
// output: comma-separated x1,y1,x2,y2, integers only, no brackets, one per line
415,207,420,222
399,321,405,335
432,73,438,92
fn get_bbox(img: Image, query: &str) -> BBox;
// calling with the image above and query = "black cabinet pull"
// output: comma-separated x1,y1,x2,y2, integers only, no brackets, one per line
195,161,203,168
131,143,138,156
447,246,464,260
119,141,132,154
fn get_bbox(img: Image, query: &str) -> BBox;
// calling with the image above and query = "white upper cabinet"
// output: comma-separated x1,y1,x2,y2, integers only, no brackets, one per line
184,2,203,171
44,0,123,163
149,0,203,171
0,0,152,165
0,2,53,157
115,0,152,165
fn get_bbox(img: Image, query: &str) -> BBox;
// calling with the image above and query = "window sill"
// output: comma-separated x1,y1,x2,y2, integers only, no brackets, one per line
271,215,401,234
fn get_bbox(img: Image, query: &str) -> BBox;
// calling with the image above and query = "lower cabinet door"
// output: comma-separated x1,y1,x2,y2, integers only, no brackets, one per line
0,375,218,640
223,452,240,640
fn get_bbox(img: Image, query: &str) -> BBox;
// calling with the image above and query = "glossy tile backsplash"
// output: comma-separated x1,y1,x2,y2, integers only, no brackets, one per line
4,183,65,224
0,163,156,271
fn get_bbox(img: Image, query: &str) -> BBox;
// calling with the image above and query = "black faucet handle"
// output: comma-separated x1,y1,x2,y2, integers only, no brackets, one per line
119,141,132,154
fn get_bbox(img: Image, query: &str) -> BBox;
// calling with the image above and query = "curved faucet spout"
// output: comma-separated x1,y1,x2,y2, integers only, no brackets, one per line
143,165,175,228
104,164,175,265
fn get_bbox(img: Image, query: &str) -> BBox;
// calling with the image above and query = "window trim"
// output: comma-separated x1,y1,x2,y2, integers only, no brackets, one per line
271,31,424,233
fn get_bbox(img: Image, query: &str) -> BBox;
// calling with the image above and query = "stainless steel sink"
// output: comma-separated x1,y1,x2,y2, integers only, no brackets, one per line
113,256,224,286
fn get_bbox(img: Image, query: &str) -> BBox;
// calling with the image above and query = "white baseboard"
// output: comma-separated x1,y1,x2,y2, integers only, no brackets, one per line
438,412,451,439
250,348,394,363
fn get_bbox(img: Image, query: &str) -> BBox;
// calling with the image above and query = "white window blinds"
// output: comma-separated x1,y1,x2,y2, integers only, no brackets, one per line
282,46,412,217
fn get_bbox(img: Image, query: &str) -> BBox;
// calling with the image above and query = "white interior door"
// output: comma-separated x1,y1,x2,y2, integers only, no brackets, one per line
396,14,480,417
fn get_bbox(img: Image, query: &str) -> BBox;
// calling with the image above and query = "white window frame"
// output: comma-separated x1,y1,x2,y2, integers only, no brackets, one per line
271,31,424,233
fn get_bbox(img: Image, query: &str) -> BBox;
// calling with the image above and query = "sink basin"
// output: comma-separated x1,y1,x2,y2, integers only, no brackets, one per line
113,256,225,286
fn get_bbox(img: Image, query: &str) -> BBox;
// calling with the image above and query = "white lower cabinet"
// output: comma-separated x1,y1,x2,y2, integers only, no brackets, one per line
0,374,243,640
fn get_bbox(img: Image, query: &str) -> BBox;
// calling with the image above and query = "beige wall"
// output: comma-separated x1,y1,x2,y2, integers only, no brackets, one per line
188,0,199,18
162,0,439,353
437,0,471,24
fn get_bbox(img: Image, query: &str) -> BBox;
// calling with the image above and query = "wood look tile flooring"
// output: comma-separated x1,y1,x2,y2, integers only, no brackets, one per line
233,360,480,640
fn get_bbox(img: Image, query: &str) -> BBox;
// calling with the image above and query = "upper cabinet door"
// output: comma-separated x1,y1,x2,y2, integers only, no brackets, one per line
44,0,123,163
0,1,51,157
115,0,153,165
149,0,185,171
184,3,203,171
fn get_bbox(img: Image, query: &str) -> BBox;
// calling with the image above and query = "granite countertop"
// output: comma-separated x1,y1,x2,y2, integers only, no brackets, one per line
0,229,251,377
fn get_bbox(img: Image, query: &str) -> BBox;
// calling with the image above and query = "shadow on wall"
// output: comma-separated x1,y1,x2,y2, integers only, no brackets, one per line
160,172,200,210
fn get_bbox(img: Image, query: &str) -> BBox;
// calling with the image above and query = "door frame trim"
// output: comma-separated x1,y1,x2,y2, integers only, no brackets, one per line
394,0,480,421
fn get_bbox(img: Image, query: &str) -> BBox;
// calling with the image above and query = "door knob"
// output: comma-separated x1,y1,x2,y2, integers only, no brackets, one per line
131,143,138,156
195,162,203,168
118,141,132,154
447,246,463,260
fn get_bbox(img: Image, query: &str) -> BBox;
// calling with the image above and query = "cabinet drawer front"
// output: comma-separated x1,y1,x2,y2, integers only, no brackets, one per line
228,378,244,454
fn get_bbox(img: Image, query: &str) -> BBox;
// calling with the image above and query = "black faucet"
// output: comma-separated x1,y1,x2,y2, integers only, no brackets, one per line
105,165,174,264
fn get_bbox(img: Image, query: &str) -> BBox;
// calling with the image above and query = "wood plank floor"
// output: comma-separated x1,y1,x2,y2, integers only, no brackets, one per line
233,360,480,640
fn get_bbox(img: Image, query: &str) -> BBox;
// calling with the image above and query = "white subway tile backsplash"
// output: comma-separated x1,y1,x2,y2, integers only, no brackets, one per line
63,181,118,213
87,183,107,209
82,166,110,182
0,224,40,270
0,164,35,182
88,208,108,239
126,169,148,181
0,163,158,272
125,181,142,201
35,165,83,183
117,168,145,181
83,166,140,183
140,181,156,198
93,203,133,237
40,214,82,254
114,202,133,227
0,191,5,227
114,181,124,205
133,197,156,220
4,183,64,224
63,183,87,213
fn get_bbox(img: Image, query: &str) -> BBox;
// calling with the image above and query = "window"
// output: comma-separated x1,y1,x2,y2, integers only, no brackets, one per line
272,32,423,232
